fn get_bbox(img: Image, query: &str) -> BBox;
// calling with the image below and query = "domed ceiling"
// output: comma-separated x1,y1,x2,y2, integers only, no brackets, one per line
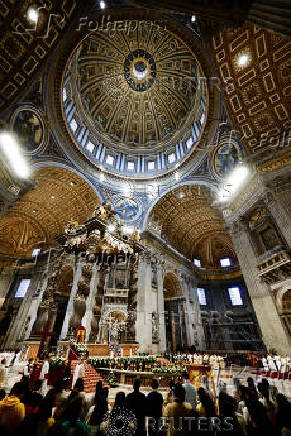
62,21,207,176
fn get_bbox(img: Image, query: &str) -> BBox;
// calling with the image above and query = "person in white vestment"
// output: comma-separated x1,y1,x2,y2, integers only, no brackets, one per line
72,360,85,389
0,359,7,388
39,357,50,395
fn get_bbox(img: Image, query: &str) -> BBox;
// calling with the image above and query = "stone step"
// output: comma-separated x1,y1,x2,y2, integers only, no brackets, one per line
70,360,109,393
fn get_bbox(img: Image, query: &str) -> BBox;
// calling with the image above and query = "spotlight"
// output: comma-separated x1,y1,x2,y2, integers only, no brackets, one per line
100,0,106,9
122,225,133,235
108,224,115,232
191,15,196,22
123,183,133,198
218,164,249,202
27,7,39,24
237,53,250,67
0,132,30,179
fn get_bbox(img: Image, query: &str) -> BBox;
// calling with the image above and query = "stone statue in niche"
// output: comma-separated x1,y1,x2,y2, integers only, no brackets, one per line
152,311,159,344
248,208,284,255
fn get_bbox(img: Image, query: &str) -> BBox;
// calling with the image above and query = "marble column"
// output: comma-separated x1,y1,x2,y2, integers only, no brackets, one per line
136,254,153,353
60,260,83,340
157,264,166,353
171,311,177,352
24,274,48,340
82,263,99,341
5,271,43,348
190,282,206,350
181,276,194,347
230,221,291,355
0,268,15,307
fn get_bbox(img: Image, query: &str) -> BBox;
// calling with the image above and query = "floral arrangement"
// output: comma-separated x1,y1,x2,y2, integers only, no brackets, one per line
106,371,118,387
49,358,66,370
75,343,87,352
152,366,184,375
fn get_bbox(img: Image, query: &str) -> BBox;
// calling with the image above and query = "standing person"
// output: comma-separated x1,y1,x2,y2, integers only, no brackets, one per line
0,359,7,389
23,358,33,382
146,379,164,435
164,383,193,436
48,397,91,436
72,360,85,389
0,382,26,435
182,372,196,410
197,387,216,418
276,393,291,435
101,391,136,435
71,378,88,419
165,381,176,406
86,387,109,435
127,379,146,435
39,357,50,397
16,398,54,436
247,377,259,401
62,360,71,391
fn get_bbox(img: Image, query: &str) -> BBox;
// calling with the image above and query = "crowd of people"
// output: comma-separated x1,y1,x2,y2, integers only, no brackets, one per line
0,367,290,436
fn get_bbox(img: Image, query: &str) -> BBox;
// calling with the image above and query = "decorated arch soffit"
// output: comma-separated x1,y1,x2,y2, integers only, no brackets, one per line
0,167,99,259
148,185,237,267
163,270,184,299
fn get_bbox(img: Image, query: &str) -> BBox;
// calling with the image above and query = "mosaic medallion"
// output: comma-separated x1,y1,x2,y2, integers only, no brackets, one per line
11,107,45,154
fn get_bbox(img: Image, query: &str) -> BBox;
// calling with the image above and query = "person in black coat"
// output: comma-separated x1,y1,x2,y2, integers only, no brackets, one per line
146,379,164,435
126,378,146,435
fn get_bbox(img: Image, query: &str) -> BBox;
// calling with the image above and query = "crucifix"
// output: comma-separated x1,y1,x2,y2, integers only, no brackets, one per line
103,313,126,345
33,319,55,358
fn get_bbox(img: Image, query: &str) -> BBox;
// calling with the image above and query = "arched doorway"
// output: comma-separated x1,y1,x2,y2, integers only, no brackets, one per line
163,272,186,353
50,266,74,346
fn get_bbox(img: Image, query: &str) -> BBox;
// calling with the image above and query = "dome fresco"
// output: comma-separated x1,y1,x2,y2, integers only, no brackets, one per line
62,21,207,177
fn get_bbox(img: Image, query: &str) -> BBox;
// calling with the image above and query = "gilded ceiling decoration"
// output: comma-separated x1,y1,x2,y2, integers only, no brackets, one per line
64,22,203,152
212,25,290,155
0,167,99,258
150,185,236,266
0,0,76,109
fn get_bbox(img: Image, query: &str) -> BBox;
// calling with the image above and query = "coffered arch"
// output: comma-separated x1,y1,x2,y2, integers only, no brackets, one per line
163,271,184,299
0,166,100,258
149,185,237,267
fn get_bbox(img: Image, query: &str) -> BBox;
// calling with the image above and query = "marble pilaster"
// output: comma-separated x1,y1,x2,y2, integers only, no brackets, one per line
136,255,153,353
4,272,43,348
81,263,99,341
157,264,166,353
230,221,291,354
60,260,82,340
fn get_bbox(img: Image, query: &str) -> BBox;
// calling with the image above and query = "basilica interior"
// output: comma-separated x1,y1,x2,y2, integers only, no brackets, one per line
0,0,290,364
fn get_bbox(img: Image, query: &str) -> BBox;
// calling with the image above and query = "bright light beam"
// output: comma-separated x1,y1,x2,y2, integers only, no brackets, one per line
218,164,249,203
0,133,30,179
